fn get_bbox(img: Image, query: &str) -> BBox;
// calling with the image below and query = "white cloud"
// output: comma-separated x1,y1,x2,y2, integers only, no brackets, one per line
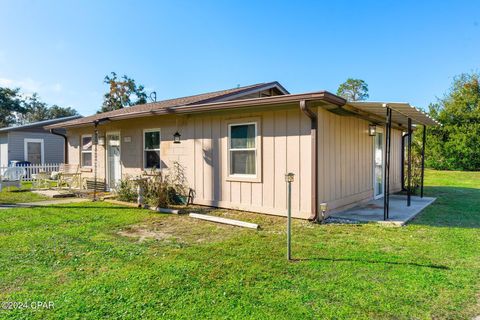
51,83,62,92
0,77,41,93
0,77,63,95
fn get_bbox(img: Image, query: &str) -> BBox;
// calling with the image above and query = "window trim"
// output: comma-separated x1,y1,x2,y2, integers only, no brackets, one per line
226,119,262,183
24,138,44,164
80,134,93,168
143,128,161,170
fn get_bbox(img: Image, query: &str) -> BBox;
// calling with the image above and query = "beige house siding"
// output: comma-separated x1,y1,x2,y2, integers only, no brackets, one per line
67,106,313,218
187,108,312,218
66,105,404,219
317,107,403,213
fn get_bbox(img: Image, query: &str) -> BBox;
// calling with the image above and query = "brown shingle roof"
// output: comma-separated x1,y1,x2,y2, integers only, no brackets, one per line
49,82,285,128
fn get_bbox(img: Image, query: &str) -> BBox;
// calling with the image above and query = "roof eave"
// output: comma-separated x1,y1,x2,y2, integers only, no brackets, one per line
46,91,346,129
1,115,83,132
348,101,440,127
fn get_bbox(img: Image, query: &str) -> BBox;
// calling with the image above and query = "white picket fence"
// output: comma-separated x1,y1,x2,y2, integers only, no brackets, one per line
0,163,61,181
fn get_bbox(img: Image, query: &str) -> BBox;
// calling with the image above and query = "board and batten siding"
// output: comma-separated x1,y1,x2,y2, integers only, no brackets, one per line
66,104,404,219
67,107,313,218
187,108,313,218
316,107,403,213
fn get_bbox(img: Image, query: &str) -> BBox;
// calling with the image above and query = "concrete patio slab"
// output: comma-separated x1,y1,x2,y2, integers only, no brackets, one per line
329,195,436,226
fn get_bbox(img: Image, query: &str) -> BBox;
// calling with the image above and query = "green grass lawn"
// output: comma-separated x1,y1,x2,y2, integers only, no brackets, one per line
0,183,49,204
0,170,479,319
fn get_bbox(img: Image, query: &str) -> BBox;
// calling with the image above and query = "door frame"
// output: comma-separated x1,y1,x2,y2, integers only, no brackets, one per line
24,138,44,164
106,131,121,190
373,127,385,199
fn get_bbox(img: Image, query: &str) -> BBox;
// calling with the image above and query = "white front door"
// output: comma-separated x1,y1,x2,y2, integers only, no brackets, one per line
106,133,121,190
373,129,384,199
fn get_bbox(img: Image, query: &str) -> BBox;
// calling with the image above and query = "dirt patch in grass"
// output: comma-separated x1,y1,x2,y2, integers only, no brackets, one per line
117,206,299,244
118,227,172,242
117,211,250,244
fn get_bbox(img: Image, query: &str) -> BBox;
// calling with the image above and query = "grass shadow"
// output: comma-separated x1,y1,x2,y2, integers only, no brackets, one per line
0,203,154,210
5,189,31,193
291,257,450,270
21,205,151,210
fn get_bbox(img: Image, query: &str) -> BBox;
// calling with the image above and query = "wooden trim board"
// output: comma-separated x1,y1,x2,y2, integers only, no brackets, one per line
189,213,259,229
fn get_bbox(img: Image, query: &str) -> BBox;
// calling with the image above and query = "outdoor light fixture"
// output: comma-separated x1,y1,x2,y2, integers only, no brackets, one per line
173,131,181,144
285,172,295,261
319,202,328,223
285,172,295,183
173,118,181,144
320,202,328,212
368,124,377,136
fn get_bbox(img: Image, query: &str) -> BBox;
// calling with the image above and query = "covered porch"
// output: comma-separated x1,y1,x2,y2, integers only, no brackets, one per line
322,101,439,224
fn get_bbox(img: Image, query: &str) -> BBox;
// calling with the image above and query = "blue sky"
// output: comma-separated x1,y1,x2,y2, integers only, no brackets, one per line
1,0,479,115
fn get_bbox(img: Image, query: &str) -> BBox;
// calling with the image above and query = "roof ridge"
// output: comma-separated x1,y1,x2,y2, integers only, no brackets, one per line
83,82,273,119
46,81,290,129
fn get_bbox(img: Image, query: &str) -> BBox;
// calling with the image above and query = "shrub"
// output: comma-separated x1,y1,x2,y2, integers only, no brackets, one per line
116,177,138,202
143,172,169,208
116,162,190,208
164,161,189,197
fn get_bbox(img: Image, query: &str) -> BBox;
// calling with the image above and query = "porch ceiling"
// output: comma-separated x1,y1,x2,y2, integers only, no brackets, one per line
348,101,440,127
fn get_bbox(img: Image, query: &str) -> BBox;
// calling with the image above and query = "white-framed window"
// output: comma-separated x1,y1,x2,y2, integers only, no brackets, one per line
228,122,257,177
24,138,44,164
143,129,161,169
81,134,93,167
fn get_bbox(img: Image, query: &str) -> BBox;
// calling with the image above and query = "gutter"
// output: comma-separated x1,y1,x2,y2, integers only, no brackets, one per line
50,129,68,164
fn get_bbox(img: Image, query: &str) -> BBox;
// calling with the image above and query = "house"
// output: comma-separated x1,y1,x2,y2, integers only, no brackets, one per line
0,116,82,167
46,82,438,219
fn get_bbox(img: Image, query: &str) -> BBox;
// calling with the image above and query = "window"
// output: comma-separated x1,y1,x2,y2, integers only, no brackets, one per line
144,129,160,169
24,138,44,164
228,123,257,176
81,135,93,167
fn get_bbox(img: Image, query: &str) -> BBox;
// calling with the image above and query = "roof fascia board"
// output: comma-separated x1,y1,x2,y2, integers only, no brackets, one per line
0,115,82,132
349,102,439,126
47,91,345,129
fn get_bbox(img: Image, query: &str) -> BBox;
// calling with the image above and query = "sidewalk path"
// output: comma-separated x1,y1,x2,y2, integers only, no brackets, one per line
0,198,88,209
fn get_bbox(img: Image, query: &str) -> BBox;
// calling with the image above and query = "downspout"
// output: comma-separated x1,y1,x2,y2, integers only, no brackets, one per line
50,129,68,164
300,100,318,221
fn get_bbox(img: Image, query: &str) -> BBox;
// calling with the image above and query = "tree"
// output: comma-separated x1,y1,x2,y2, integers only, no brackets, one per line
100,72,147,112
0,87,24,127
426,72,480,170
19,93,78,124
337,78,369,101
48,105,78,119
20,93,49,123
